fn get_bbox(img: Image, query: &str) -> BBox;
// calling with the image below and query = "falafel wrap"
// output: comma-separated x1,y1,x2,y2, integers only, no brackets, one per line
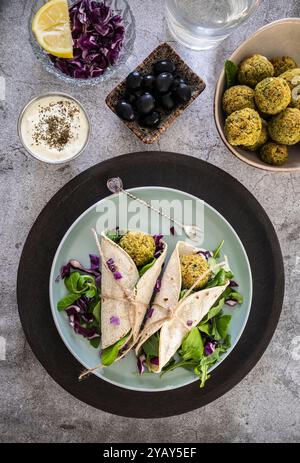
135,241,231,374
93,229,167,366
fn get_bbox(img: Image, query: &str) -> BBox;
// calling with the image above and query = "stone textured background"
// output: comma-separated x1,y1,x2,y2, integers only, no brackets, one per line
0,0,299,443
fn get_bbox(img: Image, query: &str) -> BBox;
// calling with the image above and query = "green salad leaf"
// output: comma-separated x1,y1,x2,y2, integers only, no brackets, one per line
138,258,157,277
101,333,130,366
106,229,124,243
142,333,159,359
89,298,101,324
179,327,204,362
89,337,101,349
212,240,224,259
179,289,188,300
225,60,238,88
57,292,81,311
199,297,225,325
194,335,231,387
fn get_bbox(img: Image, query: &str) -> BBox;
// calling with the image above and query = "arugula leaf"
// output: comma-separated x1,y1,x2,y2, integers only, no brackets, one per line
89,299,101,324
179,327,204,362
216,314,232,339
225,60,238,89
194,335,231,387
207,256,217,270
89,337,101,349
142,334,159,358
206,269,226,288
106,230,124,243
212,240,224,259
225,270,234,280
138,258,157,277
57,292,81,311
179,289,188,300
101,333,130,366
161,335,232,387
199,297,225,325
198,322,211,336
161,359,198,375
227,291,243,304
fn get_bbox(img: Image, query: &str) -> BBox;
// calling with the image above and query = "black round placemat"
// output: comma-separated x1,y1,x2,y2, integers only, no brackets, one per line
17,152,284,418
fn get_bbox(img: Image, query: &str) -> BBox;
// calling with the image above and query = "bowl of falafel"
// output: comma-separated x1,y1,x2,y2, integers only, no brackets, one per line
214,18,300,172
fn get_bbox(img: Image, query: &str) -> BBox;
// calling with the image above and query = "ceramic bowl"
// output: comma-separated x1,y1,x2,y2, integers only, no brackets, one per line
214,18,300,172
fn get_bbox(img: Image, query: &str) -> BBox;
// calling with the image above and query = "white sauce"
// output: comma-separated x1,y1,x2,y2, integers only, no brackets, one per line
20,95,89,163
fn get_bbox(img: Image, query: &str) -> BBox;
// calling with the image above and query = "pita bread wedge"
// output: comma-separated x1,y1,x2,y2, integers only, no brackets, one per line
94,230,167,362
136,241,229,373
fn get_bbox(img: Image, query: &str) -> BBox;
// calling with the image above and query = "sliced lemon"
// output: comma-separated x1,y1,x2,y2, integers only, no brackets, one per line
32,0,73,59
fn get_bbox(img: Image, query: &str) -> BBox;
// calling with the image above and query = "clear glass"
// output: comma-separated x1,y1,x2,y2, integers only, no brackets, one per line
166,0,260,50
29,0,136,87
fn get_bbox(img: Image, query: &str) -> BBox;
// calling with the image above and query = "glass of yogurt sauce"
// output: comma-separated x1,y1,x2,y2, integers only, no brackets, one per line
18,93,90,164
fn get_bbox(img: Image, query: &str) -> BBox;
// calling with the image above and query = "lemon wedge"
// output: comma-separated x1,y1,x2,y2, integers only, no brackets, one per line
32,0,73,59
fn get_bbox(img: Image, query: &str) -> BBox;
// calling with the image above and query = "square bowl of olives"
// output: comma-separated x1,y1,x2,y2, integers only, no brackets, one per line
105,42,206,144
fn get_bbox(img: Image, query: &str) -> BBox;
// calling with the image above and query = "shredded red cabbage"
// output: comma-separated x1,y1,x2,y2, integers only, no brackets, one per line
146,307,154,319
225,299,238,307
110,315,120,326
186,320,193,326
113,271,122,280
229,280,239,287
197,250,212,260
154,278,161,293
153,234,164,258
150,357,159,365
106,258,117,272
137,354,146,374
69,313,98,338
204,340,217,356
56,255,101,281
106,258,122,279
49,0,125,79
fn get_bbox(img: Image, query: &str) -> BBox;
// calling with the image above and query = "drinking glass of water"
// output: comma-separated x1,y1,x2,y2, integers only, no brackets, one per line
166,0,260,50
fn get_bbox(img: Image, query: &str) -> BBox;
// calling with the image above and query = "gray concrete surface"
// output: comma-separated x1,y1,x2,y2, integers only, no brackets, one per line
0,0,299,443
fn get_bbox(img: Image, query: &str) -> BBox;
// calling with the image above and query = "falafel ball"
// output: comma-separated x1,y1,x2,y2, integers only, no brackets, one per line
254,77,291,115
280,68,300,109
222,85,255,115
180,254,210,290
119,231,155,267
244,118,268,151
238,54,274,88
225,108,262,146
270,56,297,76
268,107,300,145
260,142,288,166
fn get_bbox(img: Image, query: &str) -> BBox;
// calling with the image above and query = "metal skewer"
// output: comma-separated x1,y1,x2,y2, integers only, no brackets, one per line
107,177,203,240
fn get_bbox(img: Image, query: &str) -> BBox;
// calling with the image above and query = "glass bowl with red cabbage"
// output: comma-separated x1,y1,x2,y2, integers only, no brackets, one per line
29,0,135,86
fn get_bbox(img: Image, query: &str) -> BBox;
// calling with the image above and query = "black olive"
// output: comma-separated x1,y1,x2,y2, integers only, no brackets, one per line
174,83,192,103
143,74,155,91
155,72,174,93
126,71,143,91
123,91,136,105
153,59,176,74
139,111,161,128
135,93,155,115
171,76,187,91
116,100,135,122
160,92,176,111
